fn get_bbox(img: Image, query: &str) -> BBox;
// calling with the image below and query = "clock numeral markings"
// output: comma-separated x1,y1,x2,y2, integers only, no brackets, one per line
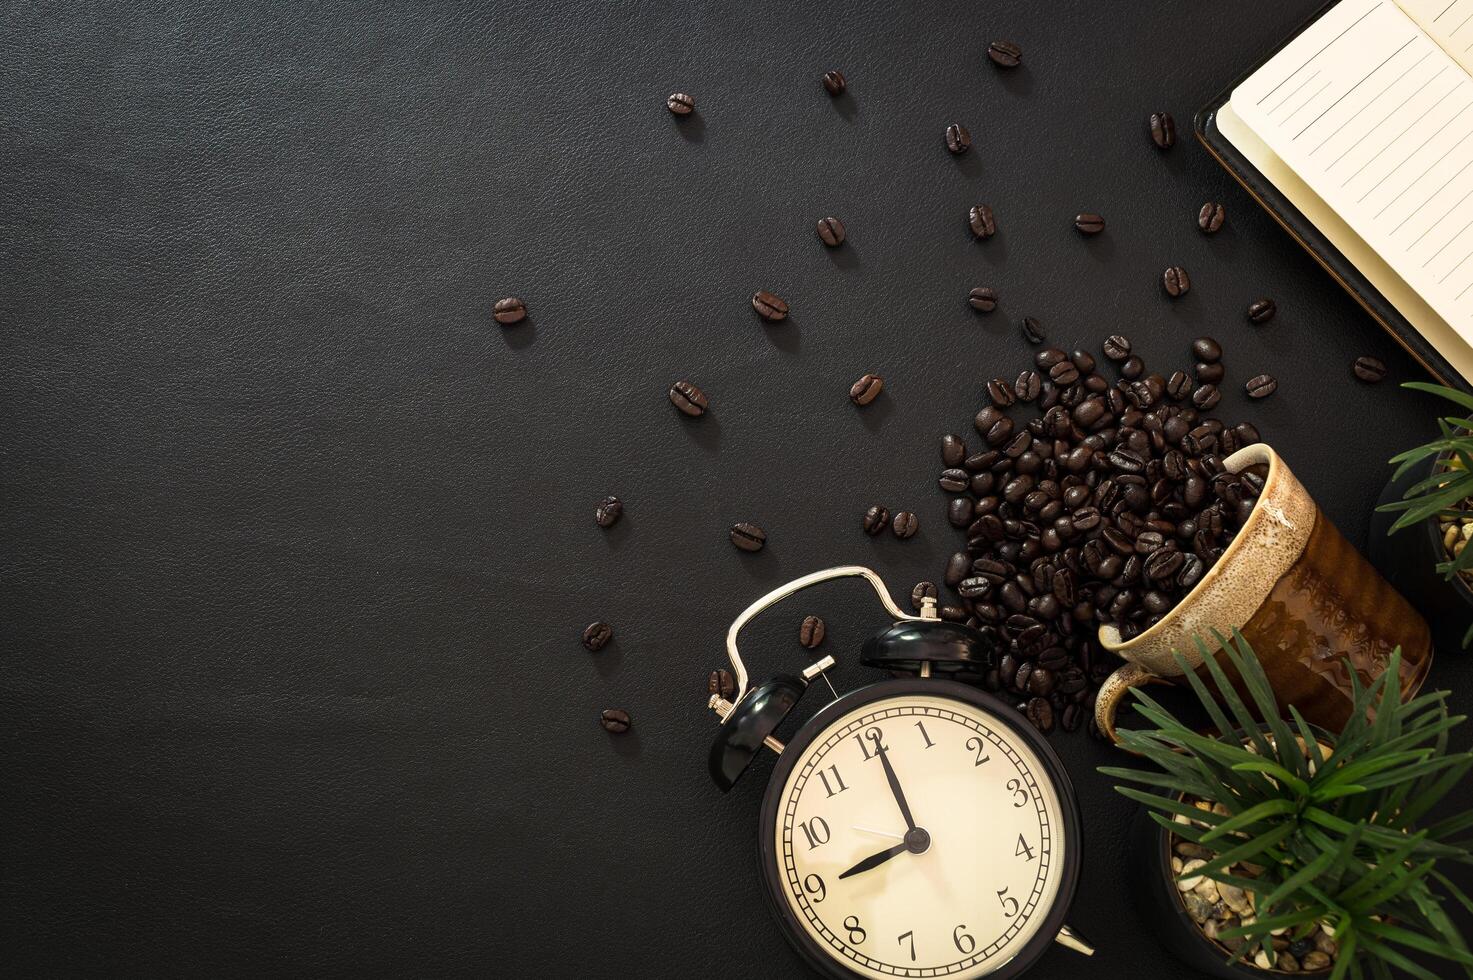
816,764,848,798
953,925,976,955
798,816,831,850
965,735,991,767
1006,777,1029,807
802,873,826,903
914,720,935,749
1016,834,1035,861
897,930,915,962
843,915,867,945
998,887,1020,919
853,727,887,760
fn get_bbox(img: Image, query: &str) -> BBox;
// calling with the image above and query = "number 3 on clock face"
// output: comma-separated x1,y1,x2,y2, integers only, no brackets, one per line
758,683,1077,980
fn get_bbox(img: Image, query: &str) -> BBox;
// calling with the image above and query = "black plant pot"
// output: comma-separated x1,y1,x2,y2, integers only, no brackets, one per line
1368,453,1473,654
1130,805,1331,978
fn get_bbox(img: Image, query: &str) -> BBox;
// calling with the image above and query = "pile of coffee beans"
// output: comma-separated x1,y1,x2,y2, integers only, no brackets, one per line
936,336,1267,734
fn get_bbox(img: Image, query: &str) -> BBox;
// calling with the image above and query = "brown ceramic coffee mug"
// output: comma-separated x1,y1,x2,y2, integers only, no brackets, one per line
1094,443,1432,743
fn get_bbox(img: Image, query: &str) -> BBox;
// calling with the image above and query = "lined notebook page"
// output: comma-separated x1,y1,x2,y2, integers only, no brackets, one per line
1401,0,1473,73
1234,0,1473,340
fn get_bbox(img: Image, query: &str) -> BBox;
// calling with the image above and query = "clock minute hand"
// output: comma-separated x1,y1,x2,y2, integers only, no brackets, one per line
875,743,916,831
837,841,909,880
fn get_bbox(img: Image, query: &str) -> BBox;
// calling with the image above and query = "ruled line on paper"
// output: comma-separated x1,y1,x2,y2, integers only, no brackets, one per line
1396,159,1473,233
1408,186,1473,247
1321,61,1447,160
1254,1,1383,105
1437,0,1461,20
1380,114,1473,219
1285,79,1334,123
1311,49,1434,154
1341,78,1463,186
1424,218,1473,266
1270,70,1321,115
1294,35,1419,138
1357,96,1473,202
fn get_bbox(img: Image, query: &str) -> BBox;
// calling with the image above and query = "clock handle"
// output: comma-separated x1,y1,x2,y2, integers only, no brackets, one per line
1055,924,1095,956
720,565,922,713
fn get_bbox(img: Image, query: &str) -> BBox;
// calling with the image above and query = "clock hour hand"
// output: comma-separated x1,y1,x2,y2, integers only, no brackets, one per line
837,841,909,880
875,742,916,831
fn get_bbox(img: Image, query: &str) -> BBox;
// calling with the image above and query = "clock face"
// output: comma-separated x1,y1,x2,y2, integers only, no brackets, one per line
768,690,1069,980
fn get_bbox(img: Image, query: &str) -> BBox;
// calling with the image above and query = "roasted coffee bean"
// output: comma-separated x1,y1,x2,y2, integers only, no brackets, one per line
945,551,972,586
1028,666,1056,697
1120,355,1145,380
816,216,847,246
1192,384,1221,410
1245,374,1278,399
1192,337,1223,363
987,39,1023,67
957,575,993,600
1049,360,1080,386
752,290,789,321
1166,370,1192,400
941,434,968,466
969,286,999,312
669,380,709,416
1021,316,1045,344
730,521,767,552
893,511,919,539
948,497,975,527
594,495,624,528
1162,265,1191,297
1025,696,1055,733
987,378,1016,407
667,92,695,115
850,373,884,406
582,621,613,651
1149,110,1176,149
1353,356,1387,383
493,296,527,324
1103,335,1132,361
1014,370,1042,402
1198,201,1225,233
600,708,632,733
982,416,1015,447
821,70,847,96
1061,702,1083,732
799,615,826,648
1074,212,1105,235
969,204,997,239
939,468,970,492
946,123,973,154
911,580,939,610
1195,362,1224,384
1247,297,1277,324
708,668,735,699
863,505,891,536
1071,349,1097,374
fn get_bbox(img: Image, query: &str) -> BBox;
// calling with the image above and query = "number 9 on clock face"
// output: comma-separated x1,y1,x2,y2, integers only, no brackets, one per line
757,681,1080,979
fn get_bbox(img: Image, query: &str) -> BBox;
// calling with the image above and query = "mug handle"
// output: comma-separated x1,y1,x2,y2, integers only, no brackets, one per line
1094,662,1170,744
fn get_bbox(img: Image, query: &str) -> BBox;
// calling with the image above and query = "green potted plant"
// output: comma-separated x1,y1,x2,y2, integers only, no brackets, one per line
1101,629,1473,979
1370,381,1473,652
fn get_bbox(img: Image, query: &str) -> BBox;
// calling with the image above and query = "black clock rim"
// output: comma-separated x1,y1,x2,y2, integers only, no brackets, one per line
755,677,1084,980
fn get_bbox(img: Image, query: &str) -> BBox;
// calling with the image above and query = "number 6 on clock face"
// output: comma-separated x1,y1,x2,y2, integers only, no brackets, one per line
757,681,1080,980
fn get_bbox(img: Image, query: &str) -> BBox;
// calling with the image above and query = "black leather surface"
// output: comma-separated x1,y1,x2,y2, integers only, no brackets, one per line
3,2,1469,977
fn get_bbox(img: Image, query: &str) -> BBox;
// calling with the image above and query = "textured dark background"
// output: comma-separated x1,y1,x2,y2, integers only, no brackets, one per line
3,1,1469,977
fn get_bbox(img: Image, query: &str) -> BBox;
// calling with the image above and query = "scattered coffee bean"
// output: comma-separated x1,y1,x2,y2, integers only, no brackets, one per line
821,70,846,96
1192,383,1222,410
1192,337,1222,363
667,92,695,116
1025,697,1055,733
941,434,967,467
581,621,615,654
1352,356,1387,383
1166,371,1192,400
1149,110,1176,149
850,373,884,406
594,496,623,528
863,505,891,536
799,615,826,649
1121,354,1145,380
600,708,632,733
730,522,767,552
708,668,735,699
1198,202,1226,233
1247,297,1276,324
946,123,973,154
987,39,1022,68
752,291,789,321
911,581,939,610
969,286,999,312
1195,362,1224,384
1074,212,1105,235
969,204,997,239
1021,316,1045,344
817,216,846,247
1162,265,1191,297
893,511,919,539
1245,374,1277,399
669,380,709,416
1014,370,1041,402
493,297,527,324
987,378,1016,408
1103,335,1132,361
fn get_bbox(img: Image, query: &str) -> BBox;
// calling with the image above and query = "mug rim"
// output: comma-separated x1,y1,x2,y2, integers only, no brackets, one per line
1098,442,1283,655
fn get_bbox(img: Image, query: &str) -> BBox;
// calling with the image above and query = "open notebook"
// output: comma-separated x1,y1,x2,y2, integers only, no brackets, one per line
1210,0,1473,384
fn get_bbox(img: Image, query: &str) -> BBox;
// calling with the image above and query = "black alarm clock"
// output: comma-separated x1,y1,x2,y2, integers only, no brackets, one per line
706,566,1092,979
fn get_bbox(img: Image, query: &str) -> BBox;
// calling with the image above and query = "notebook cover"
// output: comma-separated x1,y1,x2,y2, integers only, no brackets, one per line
1195,2,1469,391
